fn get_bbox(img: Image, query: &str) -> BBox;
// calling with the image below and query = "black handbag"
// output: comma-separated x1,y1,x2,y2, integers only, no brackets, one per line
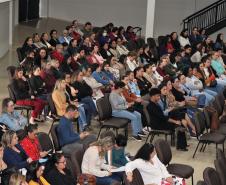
127,106,135,112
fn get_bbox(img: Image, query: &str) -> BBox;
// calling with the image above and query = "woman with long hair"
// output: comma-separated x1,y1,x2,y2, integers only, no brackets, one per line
82,137,121,185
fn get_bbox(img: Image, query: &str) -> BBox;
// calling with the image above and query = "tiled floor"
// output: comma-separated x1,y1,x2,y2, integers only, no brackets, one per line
0,18,218,184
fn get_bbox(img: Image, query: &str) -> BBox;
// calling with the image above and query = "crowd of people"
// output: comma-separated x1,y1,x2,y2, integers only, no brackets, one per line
0,18,226,184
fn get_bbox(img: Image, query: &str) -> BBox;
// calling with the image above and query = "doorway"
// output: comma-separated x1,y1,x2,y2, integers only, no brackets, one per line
19,0,40,22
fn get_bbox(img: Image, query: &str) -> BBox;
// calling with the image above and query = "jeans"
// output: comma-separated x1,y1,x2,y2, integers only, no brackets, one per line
190,94,206,107
204,89,218,97
112,110,142,136
193,92,214,105
80,96,97,125
78,105,87,130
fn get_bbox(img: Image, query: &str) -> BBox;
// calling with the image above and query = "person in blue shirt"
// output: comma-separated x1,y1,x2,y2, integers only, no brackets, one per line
92,63,114,86
127,71,141,97
2,130,33,169
0,98,27,131
102,62,116,82
57,104,96,154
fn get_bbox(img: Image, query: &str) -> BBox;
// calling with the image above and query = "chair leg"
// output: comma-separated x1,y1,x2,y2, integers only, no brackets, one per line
165,134,167,141
203,143,208,152
171,133,175,146
193,141,200,158
191,175,194,185
200,143,205,152
145,132,151,143
97,128,103,139
48,119,55,135
149,134,155,143
115,129,118,136
223,143,225,153
124,127,128,139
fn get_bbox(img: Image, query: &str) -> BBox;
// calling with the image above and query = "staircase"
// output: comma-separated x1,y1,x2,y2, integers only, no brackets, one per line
183,0,226,35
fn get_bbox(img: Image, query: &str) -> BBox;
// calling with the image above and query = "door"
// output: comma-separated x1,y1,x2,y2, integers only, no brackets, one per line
19,0,40,22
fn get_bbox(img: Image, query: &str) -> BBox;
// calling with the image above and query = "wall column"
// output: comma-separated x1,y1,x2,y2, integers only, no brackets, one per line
145,0,156,40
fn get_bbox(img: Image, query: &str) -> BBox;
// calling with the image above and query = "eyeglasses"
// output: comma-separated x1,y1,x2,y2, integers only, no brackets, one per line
58,160,66,164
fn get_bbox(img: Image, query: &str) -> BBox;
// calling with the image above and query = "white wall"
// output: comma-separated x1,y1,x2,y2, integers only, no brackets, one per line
48,0,147,31
40,0,48,17
153,0,218,37
0,1,9,57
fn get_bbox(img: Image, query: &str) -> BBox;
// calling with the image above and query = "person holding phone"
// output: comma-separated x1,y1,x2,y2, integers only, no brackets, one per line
20,124,50,161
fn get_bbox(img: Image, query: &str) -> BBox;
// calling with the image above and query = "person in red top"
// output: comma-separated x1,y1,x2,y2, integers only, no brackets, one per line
20,124,50,161
51,44,64,64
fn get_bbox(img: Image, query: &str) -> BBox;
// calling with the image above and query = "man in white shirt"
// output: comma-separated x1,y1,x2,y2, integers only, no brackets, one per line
126,51,139,71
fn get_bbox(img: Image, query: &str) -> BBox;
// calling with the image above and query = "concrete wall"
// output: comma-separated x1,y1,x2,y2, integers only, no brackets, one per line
0,1,9,57
48,0,147,31
154,0,218,37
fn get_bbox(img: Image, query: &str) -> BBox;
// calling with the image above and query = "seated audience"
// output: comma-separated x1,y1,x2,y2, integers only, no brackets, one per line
51,44,64,64
57,104,96,154
134,67,152,99
125,51,139,71
40,62,56,93
9,173,28,185
109,40,120,59
147,88,187,150
49,29,60,47
29,66,47,100
2,131,33,169
81,22,93,38
125,143,173,185
106,134,129,168
127,71,141,97
34,47,49,68
20,124,49,161
87,45,105,65
92,63,114,86
21,37,37,59
82,137,121,185
67,39,78,55
0,143,10,185
40,33,53,50
58,29,72,44
143,64,159,87
12,67,46,124
32,33,46,49
0,98,27,132
46,153,76,185
99,42,113,60
27,162,50,185
116,37,129,56
109,81,144,141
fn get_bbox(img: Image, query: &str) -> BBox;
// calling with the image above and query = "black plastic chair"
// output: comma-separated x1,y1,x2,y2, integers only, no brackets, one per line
196,181,206,185
214,158,226,185
203,167,222,185
96,95,129,139
193,111,225,158
37,132,54,152
155,139,194,185
16,47,23,62
8,83,33,124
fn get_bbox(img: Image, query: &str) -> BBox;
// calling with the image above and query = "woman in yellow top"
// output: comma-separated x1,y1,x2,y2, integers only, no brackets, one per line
27,163,50,185
52,79,88,131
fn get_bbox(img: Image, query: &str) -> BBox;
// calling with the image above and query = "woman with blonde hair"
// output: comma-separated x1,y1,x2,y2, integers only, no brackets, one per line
52,78,88,131
9,172,28,185
82,137,121,185
2,130,33,169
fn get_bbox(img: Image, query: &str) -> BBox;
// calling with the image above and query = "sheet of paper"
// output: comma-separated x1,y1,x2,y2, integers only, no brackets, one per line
110,166,125,172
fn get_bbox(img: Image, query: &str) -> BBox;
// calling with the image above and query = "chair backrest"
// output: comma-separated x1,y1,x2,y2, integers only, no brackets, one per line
203,167,222,185
16,47,23,62
123,169,144,185
69,147,85,176
203,108,211,129
100,130,116,141
6,66,16,80
50,124,60,151
96,94,112,121
196,181,206,185
214,159,226,185
37,132,54,152
47,94,57,116
154,139,172,165
216,149,226,164
194,111,206,137
8,84,16,102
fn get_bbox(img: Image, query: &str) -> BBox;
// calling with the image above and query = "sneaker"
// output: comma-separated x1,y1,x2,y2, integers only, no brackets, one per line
83,125,92,132
131,135,142,141
46,115,53,120
143,126,151,133
138,131,147,137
